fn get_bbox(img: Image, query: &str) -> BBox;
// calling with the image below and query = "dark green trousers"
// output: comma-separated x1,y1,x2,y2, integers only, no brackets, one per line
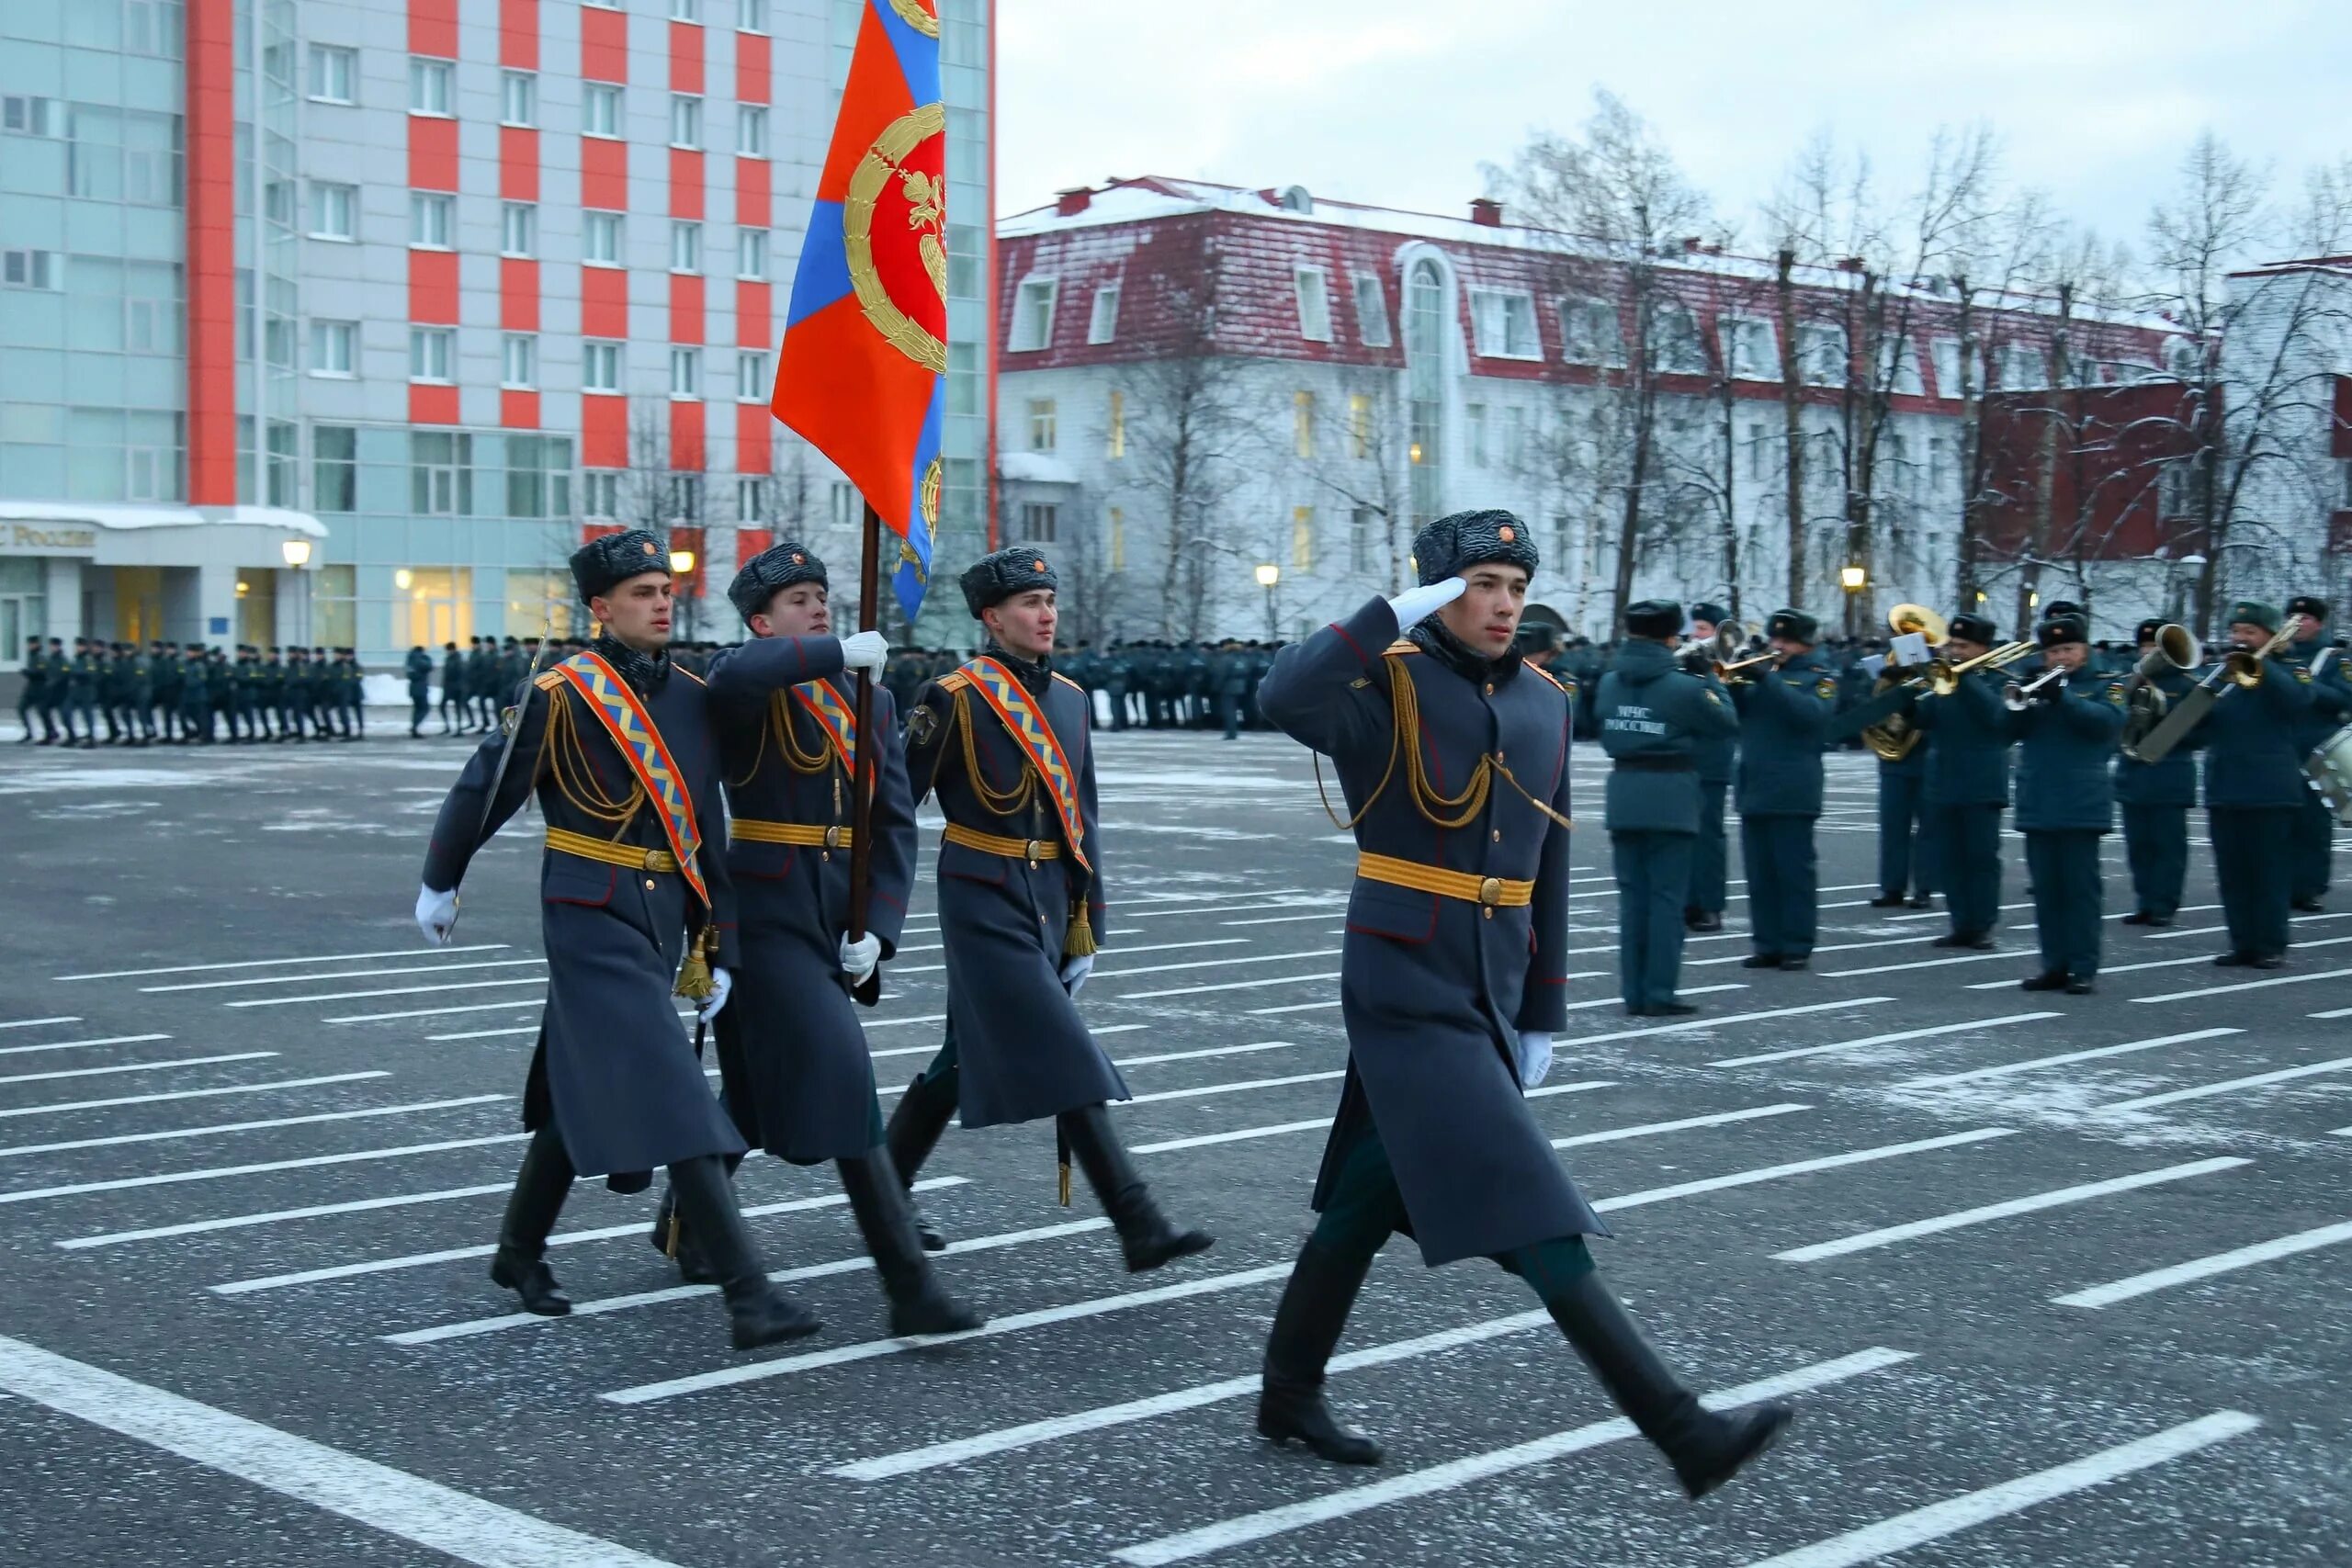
2291,790,2335,903
2120,803,2188,919
1690,781,1729,915
1312,1120,1593,1300
2023,829,2104,978
1877,769,1939,897
2211,807,2294,958
1931,803,2005,936
1611,829,1693,1012
1739,814,1818,957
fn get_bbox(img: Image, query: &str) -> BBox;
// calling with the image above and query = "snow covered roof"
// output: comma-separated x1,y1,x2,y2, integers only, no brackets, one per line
0,502,329,537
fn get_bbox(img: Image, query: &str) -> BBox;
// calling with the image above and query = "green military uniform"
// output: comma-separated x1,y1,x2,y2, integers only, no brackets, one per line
1731,609,1836,967
2279,598,2350,909
1910,614,2013,946
1682,603,1736,931
2186,602,2315,965
2007,617,2127,991
2117,620,2197,925
17,637,49,742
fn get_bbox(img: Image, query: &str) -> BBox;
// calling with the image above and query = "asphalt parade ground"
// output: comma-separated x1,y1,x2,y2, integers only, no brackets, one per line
0,726,2346,1568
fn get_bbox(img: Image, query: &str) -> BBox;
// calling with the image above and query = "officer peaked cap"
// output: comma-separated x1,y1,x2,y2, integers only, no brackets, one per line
2038,614,2088,649
570,529,670,604
1410,509,1538,586
729,540,828,621
961,546,1058,619
1765,607,1819,643
1624,600,1682,638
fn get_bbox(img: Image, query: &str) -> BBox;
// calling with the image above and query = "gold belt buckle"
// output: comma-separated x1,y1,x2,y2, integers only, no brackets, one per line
647,849,679,874
822,825,844,850
1477,876,1503,907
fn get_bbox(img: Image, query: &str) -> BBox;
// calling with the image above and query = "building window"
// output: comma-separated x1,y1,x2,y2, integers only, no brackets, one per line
309,320,356,378
664,472,704,521
829,480,857,529
502,333,537,389
408,327,454,383
583,341,623,393
1106,389,1125,459
1465,403,1489,468
737,476,767,520
1010,277,1057,352
2001,342,2046,389
1291,506,1315,570
583,83,622,139
1797,322,1849,386
308,45,356,105
2,95,59,137
409,192,454,249
1108,507,1125,571
1499,406,1528,469
1019,503,1058,543
500,71,537,128
584,210,623,266
1350,506,1377,572
737,0,770,31
1878,337,1925,396
1469,290,1541,360
411,432,473,514
736,228,768,279
946,341,979,414
1027,399,1057,452
504,434,573,517
669,95,703,150
669,347,701,400
1928,434,1951,491
583,470,622,519
670,0,701,18
947,222,982,299
1747,419,1770,481
736,105,768,158
313,425,356,513
670,220,702,274
735,350,770,402
1723,317,1776,380
1087,283,1121,344
1351,273,1391,347
1295,265,1334,343
124,0,187,59
1294,390,1316,459
1930,337,1964,398
1650,302,1707,374
309,181,357,241
409,57,454,117
1349,394,1374,459
1559,297,1623,367
501,202,537,258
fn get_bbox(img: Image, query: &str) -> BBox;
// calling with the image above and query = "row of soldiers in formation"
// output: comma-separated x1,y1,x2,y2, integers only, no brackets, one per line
16,636,366,746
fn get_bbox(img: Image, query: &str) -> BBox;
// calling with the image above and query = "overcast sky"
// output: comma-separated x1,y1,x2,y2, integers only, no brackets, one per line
994,0,2350,257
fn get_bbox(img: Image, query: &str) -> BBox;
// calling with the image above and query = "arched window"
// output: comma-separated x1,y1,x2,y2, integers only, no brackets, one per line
1404,259,1447,525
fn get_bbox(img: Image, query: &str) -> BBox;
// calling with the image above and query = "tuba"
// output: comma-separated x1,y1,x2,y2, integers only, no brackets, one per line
1860,604,1949,761
2120,623,2199,751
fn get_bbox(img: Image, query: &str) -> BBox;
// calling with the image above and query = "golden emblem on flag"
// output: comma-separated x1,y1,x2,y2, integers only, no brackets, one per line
842,102,948,376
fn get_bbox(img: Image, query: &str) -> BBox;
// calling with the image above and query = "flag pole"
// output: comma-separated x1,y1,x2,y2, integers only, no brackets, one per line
845,499,883,946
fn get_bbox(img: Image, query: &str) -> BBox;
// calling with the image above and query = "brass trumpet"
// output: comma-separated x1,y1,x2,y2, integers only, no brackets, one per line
1928,640,2038,696
1714,649,1785,685
2222,615,2307,688
2004,665,2068,711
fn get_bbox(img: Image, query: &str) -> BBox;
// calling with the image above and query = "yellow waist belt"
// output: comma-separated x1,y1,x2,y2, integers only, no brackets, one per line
730,818,853,850
942,821,1062,863
546,826,680,874
1355,850,1532,908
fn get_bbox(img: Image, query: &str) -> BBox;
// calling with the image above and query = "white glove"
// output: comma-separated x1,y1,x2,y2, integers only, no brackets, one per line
839,931,881,985
696,966,733,1024
415,884,458,946
1516,1030,1554,1089
1059,953,1095,996
1385,576,1466,626
839,630,889,675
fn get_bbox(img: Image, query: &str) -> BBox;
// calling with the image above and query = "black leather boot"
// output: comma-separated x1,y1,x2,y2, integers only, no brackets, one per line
667,1154,821,1348
885,1070,957,1251
647,1168,729,1285
1257,1239,1383,1465
839,1148,983,1337
489,1125,575,1316
1059,1103,1215,1273
1543,1270,1792,1499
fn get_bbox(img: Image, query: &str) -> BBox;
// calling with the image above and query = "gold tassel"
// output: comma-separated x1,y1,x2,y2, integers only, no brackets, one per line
1058,1160,1072,1208
673,926,717,1002
1062,900,1097,959
1056,1122,1072,1207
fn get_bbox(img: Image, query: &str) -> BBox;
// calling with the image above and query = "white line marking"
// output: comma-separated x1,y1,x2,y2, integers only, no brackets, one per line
893,936,1251,976
0,1095,507,1161
0,1332,690,1568
1774,1157,2250,1263
1114,972,1340,1002
2132,966,2352,1004
1894,1029,2241,1089
1112,1040,1302,1068
0,1072,389,1121
1126,1083,1623,1156
1559,998,1894,1050
2311,1006,2352,1020
1711,1012,2053,1068
1688,934,1922,966
56,945,510,981
2095,1055,2352,1113
1246,1000,1338,1015
1111,1348,1915,1566
1125,1070,1341,1106
1095,948,1340,982
2053,1221,2352,1309
0,1033,172,1058
0,1132,530,1207
1554,1103,1809,1150
1964,933,2352,987
1822,950,2017,978
231,976,546,1009
325,998,553,1024
141,958,546,994
424,1024,542,1041
1736,1411,2260,1568
1559,981,1736,1010
1596,1128,2018,1212
1217,911,1339,927
0,1018,79,1031
0,1052,276,1088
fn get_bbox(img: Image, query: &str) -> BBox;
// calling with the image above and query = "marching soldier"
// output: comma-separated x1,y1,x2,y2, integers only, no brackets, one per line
340,648,368,739
1683,602,1736,933
1911,613,2012,949
2183,602,2314,968
40,637,72,744
884,546,1214,1276
100,642,130,744
2119,619,2197,926
1102,640,1134,731
663,541,981,1337
172,642,207,743
282,646,311,739
405,645,434,738
468,636,498,732
1732,609,1837,969
64,637,99,747
2007,615,2126,993
1600,600,1738,1015
440,640,468,734
16,637,46,743
414,529,820,1348
1248,511,1789,1495
2280,597,2350,911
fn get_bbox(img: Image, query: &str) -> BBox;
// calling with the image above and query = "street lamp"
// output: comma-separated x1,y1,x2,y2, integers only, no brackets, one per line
669,549,696,575
1839,564,1866,637
1255,562,1281,641
279,537,311,568
669,550,697,641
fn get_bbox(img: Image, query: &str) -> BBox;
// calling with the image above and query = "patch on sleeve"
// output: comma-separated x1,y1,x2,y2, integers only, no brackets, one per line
906,704,940,746
1815,677,1838,700
2108,681,2128,704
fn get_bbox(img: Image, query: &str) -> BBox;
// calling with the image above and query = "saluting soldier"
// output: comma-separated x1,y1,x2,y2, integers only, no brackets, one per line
1683,601,1736,933
1248,512,1789,1495
663,541,980,1337
2279,597,2350,911
885,547,1214,1275
2007,615,2126,993
2183,601,2314,968
414,529,820,1348
1600,600,1739,1015
1732,609,1837,969
2118,618,2197,926
1911,613,2012,949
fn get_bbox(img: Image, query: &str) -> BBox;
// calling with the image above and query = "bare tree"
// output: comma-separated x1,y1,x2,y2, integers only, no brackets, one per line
1300,372,1415,597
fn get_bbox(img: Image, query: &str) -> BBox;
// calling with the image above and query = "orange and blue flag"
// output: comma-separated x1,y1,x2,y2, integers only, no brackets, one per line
772,0,944,623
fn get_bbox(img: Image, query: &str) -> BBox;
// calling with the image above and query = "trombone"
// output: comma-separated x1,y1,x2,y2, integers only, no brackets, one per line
2125,615,2307,764
1928,640,2038,695
2120,623,2199,750
2222,615,2307,688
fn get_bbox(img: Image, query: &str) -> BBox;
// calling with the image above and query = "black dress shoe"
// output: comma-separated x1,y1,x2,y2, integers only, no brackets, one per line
1868,893,1906,908
2292,897,2325,913
1740,953,1783,968
2213,951,2257,967
2145,912,2175,928
489,1248,571,1315
2252,953,2287,970
1643,1001,1700,1017
1685,911,1723,933
1906,894,1935,908
1778,955,1809,972
2064,976,2097,995
2019,970,2067,992
2120,910,2154,926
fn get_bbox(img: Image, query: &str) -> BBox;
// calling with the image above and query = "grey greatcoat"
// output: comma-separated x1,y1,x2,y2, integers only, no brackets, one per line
904,649,1125,1130
705,635,918,1162
1258,597,1603,1268
422,651,747,1181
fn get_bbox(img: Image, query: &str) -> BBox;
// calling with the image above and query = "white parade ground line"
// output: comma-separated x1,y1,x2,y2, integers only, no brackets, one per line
55,945,509,981
0,1334,690,1568
62,1185,515,1250
1559,997,1894,1050
1774,1157,2250,1263
1116,972,1340,1001
0,1132,531,1207
2093,1055,2352,1114
1711,1012,2053,1068
0,1071,389,1121
1123,1069,1342,1105
1822,949,2019,978
893,936,1250,977
230,976,547,1010
0,1094,506,1161
327,998,554,1024
1965,933,2352,989
0,1018,80,1030
1109,1039,1301,1068
2132,965,2352,1005
1554,1103,1809,1151
2053,1220,2352,1309
0,1033,172,1058
1595,1128,2018,1213
1128,1082,1621,1156
141,958,546,993
1111,1348,1915,1566
0,1052,276,1088
1894,1028,2241,1089
1736,1412,2260,1568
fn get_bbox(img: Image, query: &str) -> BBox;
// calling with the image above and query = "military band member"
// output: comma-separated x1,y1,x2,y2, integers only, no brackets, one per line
664,541,981,1337
1248,512,1789,1494
1600,601,1738,1015
2118,619,2196,926
2007,615,2126,993
886,546,1214,1276
1683,601,1736,932
414,529,820,1348
1732,609,1837,969
2184,602,2315,968
2280,597,2350,911
1911,613,2011,949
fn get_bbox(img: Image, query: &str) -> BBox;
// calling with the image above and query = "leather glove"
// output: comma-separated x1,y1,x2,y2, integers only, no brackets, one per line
1516,1030,1554,1089
839,931,881,985
696,966,733,1024
415,884,458,946
839,630,889,675
1059,953,1095,997
1385,576,1466,627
